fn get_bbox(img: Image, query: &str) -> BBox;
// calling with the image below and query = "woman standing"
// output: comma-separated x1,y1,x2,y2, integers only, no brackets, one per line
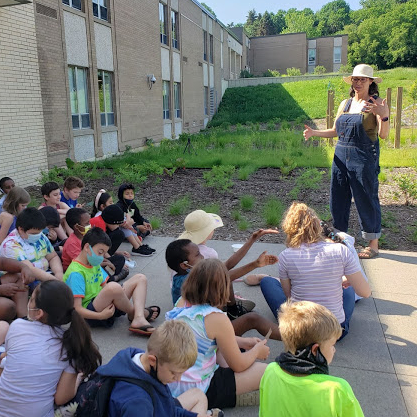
303,64,390,258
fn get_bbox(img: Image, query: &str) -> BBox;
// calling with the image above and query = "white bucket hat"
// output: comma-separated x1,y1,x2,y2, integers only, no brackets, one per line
178,210,223,244
343,64,382,84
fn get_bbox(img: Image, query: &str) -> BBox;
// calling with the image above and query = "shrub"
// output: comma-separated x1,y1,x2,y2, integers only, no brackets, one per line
202,202,220,214
263,69,280,77
290,168,324,199
339,64,352,73
238,218,250,231
238,165,257,180
240,69,254,78
286,67,301,76
313,66,326,75
203,165,235,191
240,195,255,211
149,217,162,230
263,197,284,227
168,195,191,215
393,173,417,205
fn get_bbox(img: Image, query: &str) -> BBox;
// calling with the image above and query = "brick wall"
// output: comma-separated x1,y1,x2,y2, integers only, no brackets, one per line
0,4,48,187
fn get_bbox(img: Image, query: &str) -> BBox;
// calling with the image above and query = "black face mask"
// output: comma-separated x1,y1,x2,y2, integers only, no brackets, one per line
150,357,162,383
124,198,134,205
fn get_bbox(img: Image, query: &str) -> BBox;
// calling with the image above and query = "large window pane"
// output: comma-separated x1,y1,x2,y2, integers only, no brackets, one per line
68,65,90,130
76,67,88,114
159,3,167,45
174,82,181,118
334,46,341,63
308,48,316,65
163,81,170,119
68,67,78,114
104,72,113,113
98,70,114,126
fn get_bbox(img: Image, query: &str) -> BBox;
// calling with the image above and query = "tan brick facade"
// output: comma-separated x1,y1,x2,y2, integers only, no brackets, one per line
0,4,48,187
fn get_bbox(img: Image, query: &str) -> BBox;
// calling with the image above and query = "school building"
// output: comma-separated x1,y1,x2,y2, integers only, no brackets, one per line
0,1,347,186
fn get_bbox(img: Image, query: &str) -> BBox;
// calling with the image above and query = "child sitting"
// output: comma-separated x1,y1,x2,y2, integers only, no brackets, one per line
60,176,85,208
39,206,64,254
39,181,70,239
62,208,128,282
63,227,160,335
0,187,30,245
0,280,102,417
0,177,15,213
90,204,150,257
0,207,63,303
166,238,277,320
93,320,223,417
116,183,155,252
166,259,271,409
259,301,364,417
92,189,113,217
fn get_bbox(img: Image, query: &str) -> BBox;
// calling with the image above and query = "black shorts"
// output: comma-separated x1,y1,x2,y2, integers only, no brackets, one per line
85,298,125,328
206,367,236,409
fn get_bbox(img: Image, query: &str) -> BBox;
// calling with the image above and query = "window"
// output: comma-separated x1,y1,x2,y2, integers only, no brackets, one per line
98,70,114,126
163,81,170,119
203,30,207,61
62,0,81,11
174,82,181,118
204,87,208,115
171,10,179,49
334,46,342,63
92,0,107,21
209,34,214,64
68,66,90,129
159,3,168,45
308,48,316,65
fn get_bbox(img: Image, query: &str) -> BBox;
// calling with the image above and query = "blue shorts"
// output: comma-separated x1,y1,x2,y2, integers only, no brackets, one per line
85,298,126,328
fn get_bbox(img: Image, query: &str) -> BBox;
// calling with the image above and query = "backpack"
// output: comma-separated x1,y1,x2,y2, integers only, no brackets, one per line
74,372,155,417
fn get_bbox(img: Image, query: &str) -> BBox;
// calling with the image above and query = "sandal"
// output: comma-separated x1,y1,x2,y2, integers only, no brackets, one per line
144,306,161,321
358,247,379,259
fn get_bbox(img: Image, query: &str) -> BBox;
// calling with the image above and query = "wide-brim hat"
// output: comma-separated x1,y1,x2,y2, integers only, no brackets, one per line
102,205,125,225
343,64,382,84
178,210,223,244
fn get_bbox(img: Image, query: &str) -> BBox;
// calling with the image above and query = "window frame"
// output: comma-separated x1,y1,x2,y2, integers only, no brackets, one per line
159,3,168,45
308,48,316,66
171,10,179,50
333,46,342,64
98,70,115,127
163,80,170,120
209,34,214,64
203,30,208,61
68,65,90,130
92,0,108,21
204,86,208,116
62,0,82,11
174,82,181,119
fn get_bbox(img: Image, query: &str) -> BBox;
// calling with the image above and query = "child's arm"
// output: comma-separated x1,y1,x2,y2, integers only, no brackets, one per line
0,213,14,244
73,297,115,320
46,252,63,280
54,371,78,405
229,251,278,281
19,259,59,283
225,228,279,270
344,271,371,298
206,312,269,373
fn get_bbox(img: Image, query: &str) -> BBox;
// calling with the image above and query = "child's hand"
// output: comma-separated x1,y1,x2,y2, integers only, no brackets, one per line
20,264,36,285
48,229,58,241
255,251,278,268
0,283,20,297
240,337,262,350
342,276,351,288
76,203,84,208
101,259,115,272
251,228,279,241
254,339,270,361
99,304,115,320
144,222,152,231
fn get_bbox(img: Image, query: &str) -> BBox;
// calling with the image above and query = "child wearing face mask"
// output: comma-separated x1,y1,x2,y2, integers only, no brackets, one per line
0,208,63,312
0,280,102,417
63,227,160,335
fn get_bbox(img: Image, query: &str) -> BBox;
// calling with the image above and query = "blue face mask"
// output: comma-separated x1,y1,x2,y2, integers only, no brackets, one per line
27,232,43,245
87,245,104,266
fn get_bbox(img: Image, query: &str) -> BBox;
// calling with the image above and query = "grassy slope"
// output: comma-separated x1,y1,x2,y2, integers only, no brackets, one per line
210,68,417,127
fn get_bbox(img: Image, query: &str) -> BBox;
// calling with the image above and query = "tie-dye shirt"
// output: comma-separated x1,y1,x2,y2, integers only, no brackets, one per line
166,304,223,397
0,229,53,271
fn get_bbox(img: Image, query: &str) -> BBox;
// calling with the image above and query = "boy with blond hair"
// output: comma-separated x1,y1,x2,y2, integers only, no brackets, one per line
96,320,223,417
260,301,364,417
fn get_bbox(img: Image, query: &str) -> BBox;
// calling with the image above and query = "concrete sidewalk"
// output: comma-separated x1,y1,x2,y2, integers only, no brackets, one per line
91,237,417,417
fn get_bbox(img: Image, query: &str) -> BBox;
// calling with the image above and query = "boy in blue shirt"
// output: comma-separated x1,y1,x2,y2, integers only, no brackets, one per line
60,176,85,208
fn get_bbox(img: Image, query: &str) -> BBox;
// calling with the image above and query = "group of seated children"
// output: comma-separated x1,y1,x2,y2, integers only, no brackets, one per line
0,174,366,416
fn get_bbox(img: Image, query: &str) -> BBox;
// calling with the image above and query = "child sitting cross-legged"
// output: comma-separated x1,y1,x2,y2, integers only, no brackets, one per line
260,300,364,417
92,320,224,417
166,258,272,410
63,227,160,335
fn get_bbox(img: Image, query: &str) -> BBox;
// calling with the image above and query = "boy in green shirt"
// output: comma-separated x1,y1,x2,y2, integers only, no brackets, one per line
63,227,160,335
260,301,364,417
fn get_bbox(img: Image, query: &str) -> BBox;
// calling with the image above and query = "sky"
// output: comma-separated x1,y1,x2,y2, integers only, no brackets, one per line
202,0,362,25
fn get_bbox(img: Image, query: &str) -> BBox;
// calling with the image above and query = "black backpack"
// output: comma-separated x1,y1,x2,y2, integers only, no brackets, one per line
75,372,155,417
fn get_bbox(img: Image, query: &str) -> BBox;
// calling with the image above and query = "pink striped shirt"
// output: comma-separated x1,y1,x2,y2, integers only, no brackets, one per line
278,241,361,323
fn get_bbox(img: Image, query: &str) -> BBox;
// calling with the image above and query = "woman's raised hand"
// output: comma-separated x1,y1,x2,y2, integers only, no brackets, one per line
303,124,314,141
364,97,389,118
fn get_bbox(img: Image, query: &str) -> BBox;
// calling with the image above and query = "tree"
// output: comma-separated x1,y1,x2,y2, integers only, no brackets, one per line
246,9,257,25
259,11,275,36
316,0,351,35
201,2,216,17
272,10,286,34
282,8,319,38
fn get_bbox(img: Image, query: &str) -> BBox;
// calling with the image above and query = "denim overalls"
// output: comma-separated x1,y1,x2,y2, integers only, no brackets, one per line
330,98,381,240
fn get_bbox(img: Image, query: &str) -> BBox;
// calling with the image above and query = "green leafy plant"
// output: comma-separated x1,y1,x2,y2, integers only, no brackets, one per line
381,211,397,228
378,170,388,183
393,173,417,205
280,157,297,176
240,69,254,78
240,195,255,211
232,209,242,221
149,217,162,230
238,165,257,180
263,197,284,227
203,165,235,191
168,195,191,215
290,168,324,199
286,67,301,76
238,218,250,231
202,202,220,214
313,65,326,75
114,164,147,185
410,225,417,244
263,69,280,77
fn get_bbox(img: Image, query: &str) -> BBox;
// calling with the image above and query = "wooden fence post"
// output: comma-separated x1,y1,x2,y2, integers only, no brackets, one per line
327,90,334,146
395,87,403,149
386,88,392,113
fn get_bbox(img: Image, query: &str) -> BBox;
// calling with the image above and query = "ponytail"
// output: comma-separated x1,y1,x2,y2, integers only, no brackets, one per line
320,221,345,245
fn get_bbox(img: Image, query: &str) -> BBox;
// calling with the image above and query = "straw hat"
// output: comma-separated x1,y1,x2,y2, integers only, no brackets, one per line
178,210,223,244
343,64,382,84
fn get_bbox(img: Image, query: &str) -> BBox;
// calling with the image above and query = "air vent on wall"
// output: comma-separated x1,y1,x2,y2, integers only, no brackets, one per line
182,56,188,63
36,3,58,19
184,122,189,128
198,62,203,67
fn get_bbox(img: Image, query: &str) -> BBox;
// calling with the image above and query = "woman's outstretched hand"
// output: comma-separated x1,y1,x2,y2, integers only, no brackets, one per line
363,97,389,119
303,124,314,141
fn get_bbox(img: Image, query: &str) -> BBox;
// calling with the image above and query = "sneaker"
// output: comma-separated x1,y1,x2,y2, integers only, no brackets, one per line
131,246,154,257
236,391,260,407
226,302,249,321
234,295,256,312
208,409,224,417
142,244,156,253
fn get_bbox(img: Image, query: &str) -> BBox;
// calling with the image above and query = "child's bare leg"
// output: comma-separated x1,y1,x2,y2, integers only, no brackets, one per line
231,312,281,340
121,274,154,330
1,273,27,318
235,362,267,394
13,289,29,318
177,388,208,414
93,282,134,318
0,298,16,322
126,235,140,250
0,321,10,345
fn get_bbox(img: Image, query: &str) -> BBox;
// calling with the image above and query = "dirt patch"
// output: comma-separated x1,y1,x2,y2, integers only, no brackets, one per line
29,167,417,252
